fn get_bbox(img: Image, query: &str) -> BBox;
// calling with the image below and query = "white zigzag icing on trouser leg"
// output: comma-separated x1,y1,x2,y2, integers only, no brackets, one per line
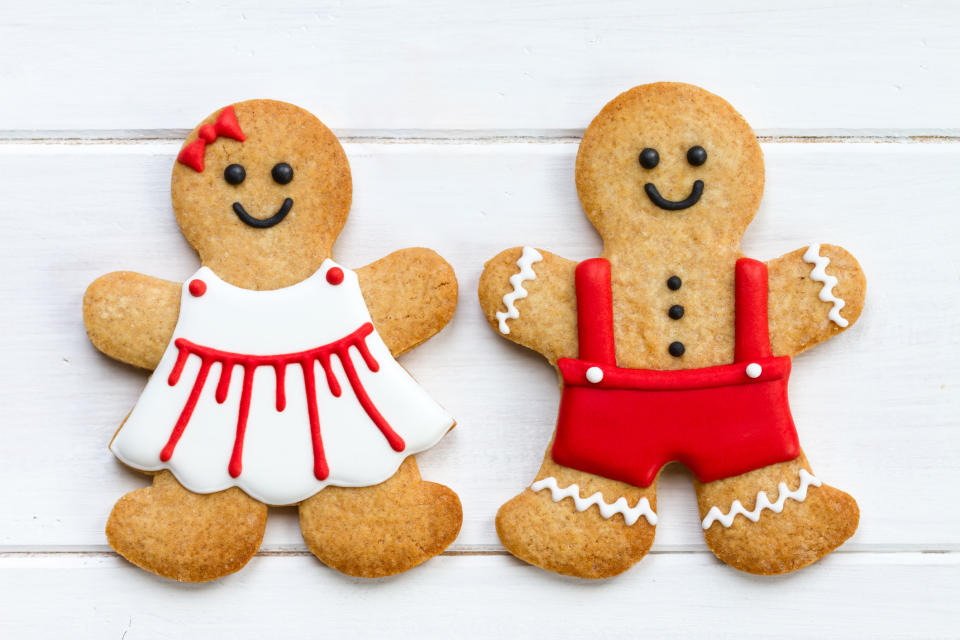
530,476,658,526
701,469,822,529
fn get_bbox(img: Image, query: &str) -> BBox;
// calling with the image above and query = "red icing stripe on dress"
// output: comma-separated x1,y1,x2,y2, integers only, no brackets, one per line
160,322,405,481
301,355,329,481
160,357,213,463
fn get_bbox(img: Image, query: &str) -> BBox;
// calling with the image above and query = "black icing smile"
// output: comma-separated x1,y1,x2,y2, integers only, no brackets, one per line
232,198,293,228
644,181,704,211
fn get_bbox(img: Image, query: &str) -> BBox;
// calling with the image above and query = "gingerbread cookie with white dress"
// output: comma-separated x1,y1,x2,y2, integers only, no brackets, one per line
84,100,461,581
479,83,864,577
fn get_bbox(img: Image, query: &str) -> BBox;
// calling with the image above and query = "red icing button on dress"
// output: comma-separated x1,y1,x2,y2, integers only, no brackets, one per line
188,279,207,297
326,267,344,285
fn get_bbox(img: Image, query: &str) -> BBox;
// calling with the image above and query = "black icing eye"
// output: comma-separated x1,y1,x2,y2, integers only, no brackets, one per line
223,164,246,185
687,145,707,166
639,148,659,169
272,162,294,185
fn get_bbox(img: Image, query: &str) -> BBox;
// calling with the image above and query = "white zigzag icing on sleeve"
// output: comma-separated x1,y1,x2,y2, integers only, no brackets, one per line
496,246,543,334
701,469,822,529
531,476,658,526
802,243,849,328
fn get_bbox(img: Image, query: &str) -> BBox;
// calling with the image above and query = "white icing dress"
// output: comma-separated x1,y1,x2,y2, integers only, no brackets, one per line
110,260,455,506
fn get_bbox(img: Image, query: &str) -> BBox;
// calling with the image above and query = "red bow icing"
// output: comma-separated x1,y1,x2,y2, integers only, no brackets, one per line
176,105,246,172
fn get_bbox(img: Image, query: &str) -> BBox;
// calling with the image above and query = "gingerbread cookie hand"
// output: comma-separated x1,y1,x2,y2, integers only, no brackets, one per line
358,247,457,357
478,246,578,364
86,100,461,582
768,244,867,357
83,271,181,370
482,83,863,578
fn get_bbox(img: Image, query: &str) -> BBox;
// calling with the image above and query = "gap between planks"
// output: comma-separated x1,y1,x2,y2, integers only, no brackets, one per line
1,130,960,145
1,546,958,559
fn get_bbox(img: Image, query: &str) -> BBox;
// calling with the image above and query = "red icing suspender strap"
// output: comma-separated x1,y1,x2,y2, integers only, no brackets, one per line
575,258,616,364
734,258,773,362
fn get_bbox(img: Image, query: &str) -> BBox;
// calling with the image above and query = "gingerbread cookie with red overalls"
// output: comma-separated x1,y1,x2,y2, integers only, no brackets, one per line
479,83,864,577
84,100,461,581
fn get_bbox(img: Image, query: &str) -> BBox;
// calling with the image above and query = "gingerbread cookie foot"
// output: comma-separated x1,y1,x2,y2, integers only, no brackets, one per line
106,471,267,582
299,457,462,578
496,457,657,579
697,455,859,575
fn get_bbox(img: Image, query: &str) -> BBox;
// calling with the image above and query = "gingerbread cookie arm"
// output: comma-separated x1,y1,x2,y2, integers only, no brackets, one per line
356,248,457,358
478,247,578,364
767,244,866,357
83,271,182,370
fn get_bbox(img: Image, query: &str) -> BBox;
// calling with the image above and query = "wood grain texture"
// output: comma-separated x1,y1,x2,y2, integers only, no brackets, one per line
1,141,958,557
0,1,958,133
0,553,957,638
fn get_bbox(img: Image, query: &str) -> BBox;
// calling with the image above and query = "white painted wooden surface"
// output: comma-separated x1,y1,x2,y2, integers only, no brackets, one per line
1,0,959,134
3,553,957,639
1,1,958,637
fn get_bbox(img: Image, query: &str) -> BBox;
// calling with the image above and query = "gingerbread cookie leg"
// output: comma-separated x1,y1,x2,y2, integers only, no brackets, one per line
298,456,461,578
695,452,859,575
481,249,657,577
106,470,267,582
496,445,657,579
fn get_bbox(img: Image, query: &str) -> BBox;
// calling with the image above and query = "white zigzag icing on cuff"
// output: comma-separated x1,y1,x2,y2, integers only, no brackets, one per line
802,243,849,328
496,246,543,334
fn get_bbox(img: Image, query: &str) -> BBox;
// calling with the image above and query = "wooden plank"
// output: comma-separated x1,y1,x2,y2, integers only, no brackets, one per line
0,141,958,552
0,1,958,133
0,552,956,638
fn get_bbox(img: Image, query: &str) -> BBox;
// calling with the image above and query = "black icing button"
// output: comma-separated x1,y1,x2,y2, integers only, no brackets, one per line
668,341,685,357
668,304,685,320
667,275,682,290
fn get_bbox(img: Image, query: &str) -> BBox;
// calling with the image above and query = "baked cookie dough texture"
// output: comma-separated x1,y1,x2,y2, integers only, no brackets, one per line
479,83,864,578
84,100,461,581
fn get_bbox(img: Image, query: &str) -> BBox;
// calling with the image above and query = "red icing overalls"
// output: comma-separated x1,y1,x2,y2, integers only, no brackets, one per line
551,258,801,488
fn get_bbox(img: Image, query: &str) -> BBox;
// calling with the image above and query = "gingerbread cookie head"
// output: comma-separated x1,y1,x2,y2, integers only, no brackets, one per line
171,100,352,289
575,82,764,246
